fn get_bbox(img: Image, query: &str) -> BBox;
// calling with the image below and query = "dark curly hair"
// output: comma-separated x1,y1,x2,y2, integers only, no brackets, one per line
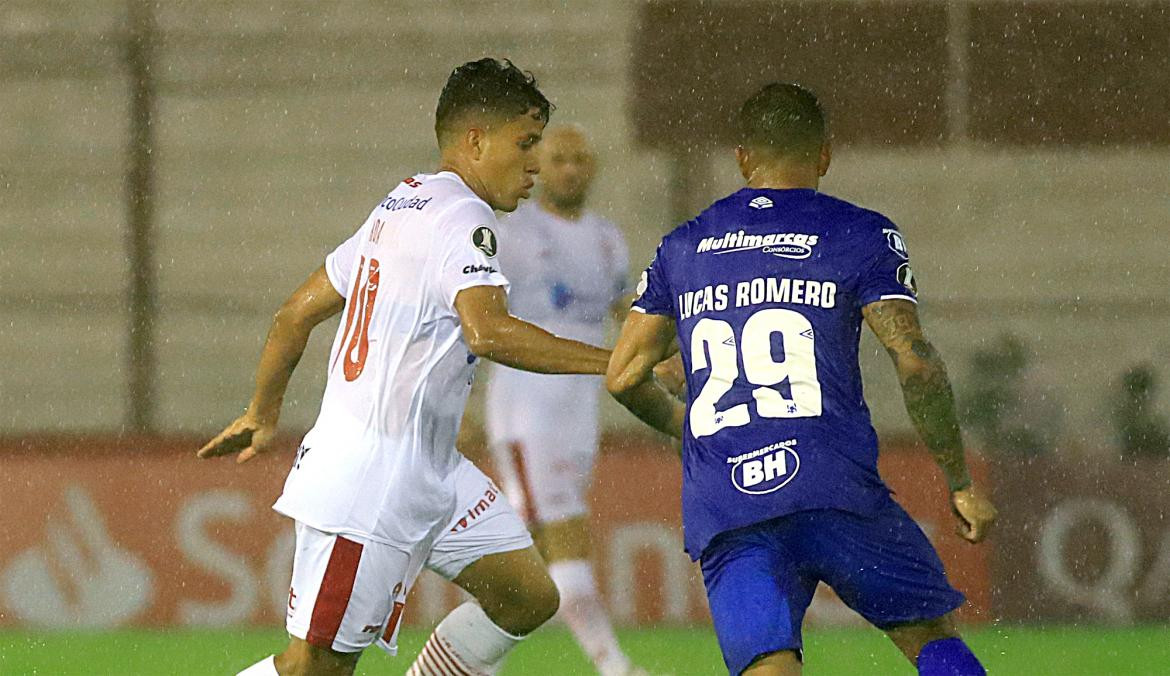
435,58,553,146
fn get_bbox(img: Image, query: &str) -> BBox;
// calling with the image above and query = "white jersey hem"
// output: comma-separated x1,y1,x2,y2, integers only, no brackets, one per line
272,505,421,553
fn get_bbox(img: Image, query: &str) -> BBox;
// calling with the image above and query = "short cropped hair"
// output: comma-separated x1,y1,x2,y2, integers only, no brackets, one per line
738,83,826,161
435,58,553,146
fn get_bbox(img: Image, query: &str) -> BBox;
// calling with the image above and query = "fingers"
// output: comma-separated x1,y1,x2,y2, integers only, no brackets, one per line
953,507,995,544
197,427,253,459
958,518,983,543
236,447,257,464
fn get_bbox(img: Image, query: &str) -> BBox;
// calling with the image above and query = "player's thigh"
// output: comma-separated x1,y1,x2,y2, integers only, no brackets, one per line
427,460,535,580
426,460,554,633
801,504,965,633
285,522,412,656
534,514,591,562
700,523,816,676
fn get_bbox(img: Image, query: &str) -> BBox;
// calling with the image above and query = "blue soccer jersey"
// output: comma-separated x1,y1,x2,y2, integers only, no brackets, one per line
633,187,920,559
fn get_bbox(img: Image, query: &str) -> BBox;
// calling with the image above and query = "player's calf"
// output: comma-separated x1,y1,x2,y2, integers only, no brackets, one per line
884,614,985,676
235,636,360,676
277,639,361,676
742,649,801,676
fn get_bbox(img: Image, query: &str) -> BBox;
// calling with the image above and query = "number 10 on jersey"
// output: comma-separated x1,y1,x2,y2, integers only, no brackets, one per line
689,308,823,438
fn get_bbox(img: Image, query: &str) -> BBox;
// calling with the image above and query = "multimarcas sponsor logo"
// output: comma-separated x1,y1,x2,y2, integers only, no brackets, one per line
696,230,820,259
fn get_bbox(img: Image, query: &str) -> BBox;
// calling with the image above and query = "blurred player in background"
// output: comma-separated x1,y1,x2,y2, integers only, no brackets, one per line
606,83,997,675
484,125,645,675
198,58,615,676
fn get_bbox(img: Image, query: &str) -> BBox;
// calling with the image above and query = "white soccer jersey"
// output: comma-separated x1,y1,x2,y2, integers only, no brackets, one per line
492,201,629,345
484,202,629,522
274,171,509,550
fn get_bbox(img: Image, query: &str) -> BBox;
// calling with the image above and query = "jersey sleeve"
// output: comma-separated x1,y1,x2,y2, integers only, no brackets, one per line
435,199,511,312
630,240,673,316
857,218,918,306
324,227,364,296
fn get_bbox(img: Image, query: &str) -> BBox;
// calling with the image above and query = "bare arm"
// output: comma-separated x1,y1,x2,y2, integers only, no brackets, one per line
863,298,997,542
606,311,686,439
198,265,344,462
455,285,611,375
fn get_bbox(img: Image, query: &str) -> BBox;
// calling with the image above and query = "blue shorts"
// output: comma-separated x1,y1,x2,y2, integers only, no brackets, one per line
700,500,965,675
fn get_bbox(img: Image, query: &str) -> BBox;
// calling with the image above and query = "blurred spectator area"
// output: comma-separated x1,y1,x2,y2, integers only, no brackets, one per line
2,1,1169,450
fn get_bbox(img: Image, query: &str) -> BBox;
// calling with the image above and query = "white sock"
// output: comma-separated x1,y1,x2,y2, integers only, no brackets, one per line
407,602,523,676
236,655,278,676
549,559,633,676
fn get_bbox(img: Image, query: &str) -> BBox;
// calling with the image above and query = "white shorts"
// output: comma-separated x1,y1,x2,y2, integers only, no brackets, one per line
486,371,601,524
286,458,533,655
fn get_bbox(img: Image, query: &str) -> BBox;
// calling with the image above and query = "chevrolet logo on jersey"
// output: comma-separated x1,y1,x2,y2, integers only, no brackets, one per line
696,230,819,259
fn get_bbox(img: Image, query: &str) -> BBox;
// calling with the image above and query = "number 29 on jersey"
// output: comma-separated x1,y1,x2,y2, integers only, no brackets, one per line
689,308,822,438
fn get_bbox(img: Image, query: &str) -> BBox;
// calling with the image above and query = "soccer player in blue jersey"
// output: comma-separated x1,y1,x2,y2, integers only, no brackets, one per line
606,83,997,675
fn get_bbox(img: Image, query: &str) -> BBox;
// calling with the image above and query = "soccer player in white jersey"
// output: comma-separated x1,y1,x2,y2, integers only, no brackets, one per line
198,59,614,676
484,125,644,675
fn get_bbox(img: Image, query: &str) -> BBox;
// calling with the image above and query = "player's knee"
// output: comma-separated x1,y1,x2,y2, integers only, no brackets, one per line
488,572,559,635
526,572,561,626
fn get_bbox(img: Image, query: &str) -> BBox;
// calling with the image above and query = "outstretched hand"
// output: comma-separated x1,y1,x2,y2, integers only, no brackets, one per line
950,484,997,543
196,414,277,464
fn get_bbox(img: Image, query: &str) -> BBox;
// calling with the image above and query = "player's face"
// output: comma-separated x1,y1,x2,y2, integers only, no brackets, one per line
538,128,595,208
476,109,545,212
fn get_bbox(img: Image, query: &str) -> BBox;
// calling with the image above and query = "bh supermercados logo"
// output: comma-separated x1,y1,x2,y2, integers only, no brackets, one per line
727,440,801,495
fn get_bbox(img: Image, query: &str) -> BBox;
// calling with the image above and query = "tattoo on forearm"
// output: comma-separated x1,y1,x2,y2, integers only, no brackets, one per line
901,357,969,490
865,300,970,491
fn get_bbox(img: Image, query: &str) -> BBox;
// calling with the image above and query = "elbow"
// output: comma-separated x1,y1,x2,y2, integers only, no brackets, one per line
605,370,639,401
273,302,310,333
464,325,500,359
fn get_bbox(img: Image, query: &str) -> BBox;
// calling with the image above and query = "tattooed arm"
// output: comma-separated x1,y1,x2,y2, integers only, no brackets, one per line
863,299,997,543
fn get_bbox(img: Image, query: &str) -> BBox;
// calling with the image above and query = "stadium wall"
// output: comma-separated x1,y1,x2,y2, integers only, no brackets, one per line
0,434,992,630
7,434,1166,629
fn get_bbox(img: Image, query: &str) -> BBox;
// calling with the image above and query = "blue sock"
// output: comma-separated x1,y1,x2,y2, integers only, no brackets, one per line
916,637,985,676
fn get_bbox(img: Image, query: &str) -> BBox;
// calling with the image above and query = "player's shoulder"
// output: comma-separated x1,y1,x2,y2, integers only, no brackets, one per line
411,173,495,229
813,192,898,233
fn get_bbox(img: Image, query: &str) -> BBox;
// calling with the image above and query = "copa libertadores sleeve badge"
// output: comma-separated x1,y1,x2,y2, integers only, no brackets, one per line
471,225,498,258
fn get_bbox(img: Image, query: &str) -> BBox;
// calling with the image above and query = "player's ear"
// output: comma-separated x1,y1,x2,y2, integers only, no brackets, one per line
466,126,486,161
818,141,832,177
734,146,752,181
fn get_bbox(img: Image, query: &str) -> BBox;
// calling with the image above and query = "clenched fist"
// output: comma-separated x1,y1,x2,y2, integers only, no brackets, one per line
950,484,997,544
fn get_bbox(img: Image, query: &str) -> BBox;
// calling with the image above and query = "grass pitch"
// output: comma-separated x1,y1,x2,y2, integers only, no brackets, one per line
2,625,1168,674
